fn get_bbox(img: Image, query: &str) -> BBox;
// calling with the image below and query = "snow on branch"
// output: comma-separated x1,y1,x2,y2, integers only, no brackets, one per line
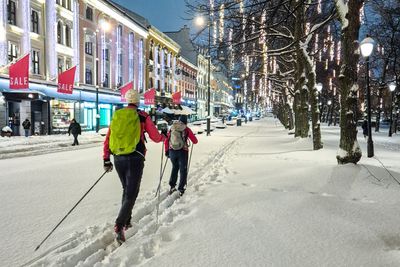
335,0,349,29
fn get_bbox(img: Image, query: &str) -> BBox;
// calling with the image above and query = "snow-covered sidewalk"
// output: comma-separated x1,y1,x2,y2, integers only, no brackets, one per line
3,119,400,266
0,132,104,159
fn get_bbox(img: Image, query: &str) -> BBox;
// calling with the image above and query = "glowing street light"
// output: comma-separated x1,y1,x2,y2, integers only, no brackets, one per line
360,36,375,157
195,8,211,136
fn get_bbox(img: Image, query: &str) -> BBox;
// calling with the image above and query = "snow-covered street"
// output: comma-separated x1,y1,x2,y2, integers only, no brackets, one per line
1,118,400,266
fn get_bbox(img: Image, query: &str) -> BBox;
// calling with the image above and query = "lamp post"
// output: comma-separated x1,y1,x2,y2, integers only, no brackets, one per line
389,83,396,137
95,19,110,133
195,8,211,136
360,36,375,157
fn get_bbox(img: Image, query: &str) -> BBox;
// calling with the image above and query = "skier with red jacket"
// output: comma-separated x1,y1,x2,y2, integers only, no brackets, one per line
103,89,165,244
164,115,198,196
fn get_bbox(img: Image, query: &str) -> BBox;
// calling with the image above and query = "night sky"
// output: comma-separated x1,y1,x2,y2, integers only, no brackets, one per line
112,0,193,32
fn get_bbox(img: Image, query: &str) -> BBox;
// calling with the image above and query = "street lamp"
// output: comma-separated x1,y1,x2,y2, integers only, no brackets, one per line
95,19,110,133
360,36,375,157
195,8,211,136
389,83,396,137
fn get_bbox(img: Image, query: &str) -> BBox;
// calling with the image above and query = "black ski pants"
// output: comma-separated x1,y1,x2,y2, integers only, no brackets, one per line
169,149,188,192
114,153,144,227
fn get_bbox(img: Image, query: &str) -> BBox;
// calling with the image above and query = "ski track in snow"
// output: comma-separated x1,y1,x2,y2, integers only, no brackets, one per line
22,130,257,267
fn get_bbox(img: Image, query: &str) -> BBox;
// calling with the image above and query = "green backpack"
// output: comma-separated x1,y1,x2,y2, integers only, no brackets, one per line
109,108,141,155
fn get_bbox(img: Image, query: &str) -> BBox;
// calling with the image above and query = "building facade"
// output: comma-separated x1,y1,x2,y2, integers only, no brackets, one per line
146,27,180,107
176,57,197,109
0,0,149,135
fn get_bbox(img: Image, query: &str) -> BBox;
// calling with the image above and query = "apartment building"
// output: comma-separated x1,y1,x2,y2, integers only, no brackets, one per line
0,0,149,135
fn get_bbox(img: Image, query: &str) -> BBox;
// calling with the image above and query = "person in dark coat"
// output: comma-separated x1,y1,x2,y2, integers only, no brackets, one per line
68,118,81,146
22,118,31,137
361,119,368,139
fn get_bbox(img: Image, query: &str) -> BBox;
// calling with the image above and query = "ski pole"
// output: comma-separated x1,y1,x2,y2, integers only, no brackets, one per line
155,157,169,198
155,157,168,225
34,171,108,251
187,142,194,176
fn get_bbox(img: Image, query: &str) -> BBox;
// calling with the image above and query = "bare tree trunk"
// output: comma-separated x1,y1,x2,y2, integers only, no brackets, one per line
305,59,323,149
294,1,309,138
335,0,364,164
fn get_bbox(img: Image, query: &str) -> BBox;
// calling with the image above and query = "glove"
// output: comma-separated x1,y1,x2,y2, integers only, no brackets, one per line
103,159,113,172
165,150,169,158
161,128,168,137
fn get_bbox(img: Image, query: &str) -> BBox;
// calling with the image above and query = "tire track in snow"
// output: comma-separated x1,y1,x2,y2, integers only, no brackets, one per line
22,129,258,267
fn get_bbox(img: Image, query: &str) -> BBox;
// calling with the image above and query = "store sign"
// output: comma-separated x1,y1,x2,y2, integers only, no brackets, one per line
144,88,156,105
172,91,181,104
120,81,133,101
57,66,76,94
9,54,30,89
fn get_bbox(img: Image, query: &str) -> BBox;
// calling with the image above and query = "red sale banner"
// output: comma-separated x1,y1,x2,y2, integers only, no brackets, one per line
172,91,181,104
9,54,30,89
57,66,76,94
144,88,156,105
120,81,134,101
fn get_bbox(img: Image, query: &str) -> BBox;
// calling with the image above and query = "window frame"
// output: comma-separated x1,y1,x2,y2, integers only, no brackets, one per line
7,41,18,63
57,21,63,44
85,6,93,21
32,49,40,75
31,9,40,34
85,42,93,55
7,0,17,26
85,68,93,85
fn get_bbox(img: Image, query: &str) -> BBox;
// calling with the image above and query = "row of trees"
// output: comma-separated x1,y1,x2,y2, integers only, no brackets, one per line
188,0,399,164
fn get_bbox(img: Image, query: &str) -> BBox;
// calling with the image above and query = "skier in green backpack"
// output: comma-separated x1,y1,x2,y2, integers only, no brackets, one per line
103,89,166,244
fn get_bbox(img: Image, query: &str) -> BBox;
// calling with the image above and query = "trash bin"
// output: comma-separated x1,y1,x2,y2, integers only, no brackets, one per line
237,118,242,126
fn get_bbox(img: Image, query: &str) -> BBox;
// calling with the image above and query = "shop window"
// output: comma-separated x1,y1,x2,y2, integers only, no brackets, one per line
85,68,92,84
51,100,74,134
7,41,18,63
32,50,40,74
85,42,93,55
86,6,93,21
57,21,63,44
31,10,39,34
7,0,16,26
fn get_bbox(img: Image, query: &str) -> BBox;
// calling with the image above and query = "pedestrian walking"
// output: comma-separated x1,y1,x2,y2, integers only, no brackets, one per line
103,89,165,244
68,119,81,146
22,118,31,137
361,119,368,139
164,115,198,196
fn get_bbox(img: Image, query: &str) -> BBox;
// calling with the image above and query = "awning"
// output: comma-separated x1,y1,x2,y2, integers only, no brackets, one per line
0,78,122,104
